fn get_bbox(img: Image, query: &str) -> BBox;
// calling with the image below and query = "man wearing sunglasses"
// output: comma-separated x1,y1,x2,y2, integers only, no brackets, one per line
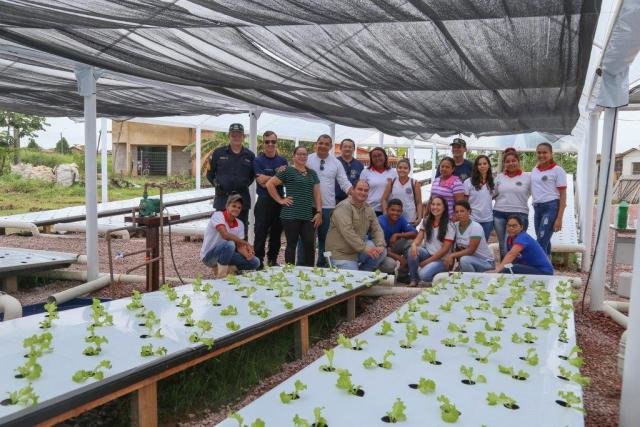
253,131,288,269
305,134,353,267
435,137,473,182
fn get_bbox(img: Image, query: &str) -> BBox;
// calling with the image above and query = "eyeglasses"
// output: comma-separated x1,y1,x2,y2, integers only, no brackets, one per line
320,159,325,171
264,139,277,145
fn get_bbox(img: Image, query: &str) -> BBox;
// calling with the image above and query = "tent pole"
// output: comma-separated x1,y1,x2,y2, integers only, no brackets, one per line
295,137,299,148
75,65,99,282
378,132,384,146
195,126,202,190
408,141,415,177
590,107,618,310
249,108,260,241
100,118,108,204
329,123,336,144
581,112,599,272
620,223,640,426
431,143,437,182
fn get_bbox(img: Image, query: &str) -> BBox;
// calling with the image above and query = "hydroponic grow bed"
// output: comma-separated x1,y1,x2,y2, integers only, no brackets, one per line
0,266,383,425
217,272,586,427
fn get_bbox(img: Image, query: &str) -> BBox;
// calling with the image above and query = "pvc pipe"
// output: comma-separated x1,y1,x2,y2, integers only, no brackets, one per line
362,286,421,297
100,117,108,204
581,113,599,272
620,223,640,426
329,123,336,144
48,275,111,305
0,221,40,236
378,131,383,146
0,292,22,320
590,107,618,311
195,126,202,190
603,301,629,328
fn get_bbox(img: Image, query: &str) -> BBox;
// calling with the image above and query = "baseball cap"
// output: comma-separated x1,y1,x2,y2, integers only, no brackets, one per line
226,194,244,207
228,123,244,133
450,138,466,148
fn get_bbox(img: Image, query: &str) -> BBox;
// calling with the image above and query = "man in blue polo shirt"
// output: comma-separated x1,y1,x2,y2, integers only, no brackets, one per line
253,130,288,269
435,137,473,182
335,138,364,204
207,123,255,238
378,199,417,278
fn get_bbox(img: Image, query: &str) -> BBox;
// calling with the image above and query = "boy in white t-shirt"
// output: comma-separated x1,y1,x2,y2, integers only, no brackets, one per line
200,194,260,277
444,201,495,273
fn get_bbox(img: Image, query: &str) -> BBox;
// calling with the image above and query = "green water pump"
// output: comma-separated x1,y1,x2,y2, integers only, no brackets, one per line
138,187,161,217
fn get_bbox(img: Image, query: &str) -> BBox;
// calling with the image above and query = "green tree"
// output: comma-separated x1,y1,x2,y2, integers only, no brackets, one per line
0,110,48,165
55,136,70,155
26,138,41,151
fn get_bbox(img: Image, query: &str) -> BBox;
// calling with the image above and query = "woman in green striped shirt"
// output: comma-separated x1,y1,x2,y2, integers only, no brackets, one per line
266,146,322,266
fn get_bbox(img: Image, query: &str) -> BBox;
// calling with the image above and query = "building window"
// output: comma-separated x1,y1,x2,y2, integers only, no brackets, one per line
633,162,640,175
615,159,623,172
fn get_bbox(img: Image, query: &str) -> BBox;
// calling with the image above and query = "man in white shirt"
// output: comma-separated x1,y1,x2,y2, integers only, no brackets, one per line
304,134,353,267
201,195,260,277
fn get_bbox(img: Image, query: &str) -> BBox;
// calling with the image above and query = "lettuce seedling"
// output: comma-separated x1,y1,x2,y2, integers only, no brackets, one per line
275,285,293,298
83,335,108,356
72,360,112,383
439,300,453,312
226,274,241,286
511,332,538,344
160,283,178,301
484,319,504,332
557,390,585,412
564,345,584,367
188,320,215,349
447,322,467,334
463,305,476,321
460,365,486,385
476,302,491,311
534,289,551,307
395,310,413,323
419,325,429,336
292,407,327,427
468,332,501,363
498,365,529,381
363,350,395,369
320,348,336,372
39,301,59,329
384,398,407,423
23,332,53,358
324,289,337,297
420,310,439,322
192,273,203,292
441,334,468,348
7,383,38,406
206,289,221,306
558,328,569,343
15,355,42,381
229,412,266,427
400,324,418,349
376,320,395,336
521,348,539,366
336,369,363,396
89,298,113,327
280,379,307,403
415,294,429,305
140,343,167,357
220,305,238,316
244,286,257,299
491,307,511,319
248,300,271,318
422,348,441,365
337,333,367,350
407,301,419,313
417,377,436,394
127,290,144,311
226,321,241,331
472,290,488,301
437,395,461,423
558,366,591,386
281,298,294,310
142,310,163,337
486,392,518,409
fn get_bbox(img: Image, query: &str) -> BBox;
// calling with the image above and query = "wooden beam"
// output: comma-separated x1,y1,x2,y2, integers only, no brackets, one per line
131,382,157,427
1,276,18,293
294,316,310,358
347,296,356,321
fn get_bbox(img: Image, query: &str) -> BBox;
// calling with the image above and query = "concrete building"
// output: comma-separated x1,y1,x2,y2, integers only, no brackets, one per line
596,147,640,185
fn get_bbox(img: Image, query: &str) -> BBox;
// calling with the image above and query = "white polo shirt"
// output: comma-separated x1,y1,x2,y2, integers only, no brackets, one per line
307,153,352,209
530,163,567,204
360,167,397,212
493,171,531,214
417,221,455,255
454,220,494,261
463,178,494,223
200,211,245,260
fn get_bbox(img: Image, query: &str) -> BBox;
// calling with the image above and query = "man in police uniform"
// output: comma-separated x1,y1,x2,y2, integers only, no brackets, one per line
206,123,255,238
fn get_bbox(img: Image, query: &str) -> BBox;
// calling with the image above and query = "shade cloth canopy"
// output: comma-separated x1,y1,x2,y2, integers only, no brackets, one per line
0,0,601,139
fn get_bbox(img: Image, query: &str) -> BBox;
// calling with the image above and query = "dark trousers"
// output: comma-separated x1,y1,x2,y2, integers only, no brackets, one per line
253,195,283,268
282,219,315,267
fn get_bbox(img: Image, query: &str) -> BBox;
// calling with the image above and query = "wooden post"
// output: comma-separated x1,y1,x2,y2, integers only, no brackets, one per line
347,296,356,321
131,382,157,427
145,226,160,292
294,316,309,358
1,276,18,293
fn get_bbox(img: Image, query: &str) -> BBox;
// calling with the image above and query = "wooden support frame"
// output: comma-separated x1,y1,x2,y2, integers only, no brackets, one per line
1,276,18,293
347,296,356,321
294,316,310,358
130,382,157,427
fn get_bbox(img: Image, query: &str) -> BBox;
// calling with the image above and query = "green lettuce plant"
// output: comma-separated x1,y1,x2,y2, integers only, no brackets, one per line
336,369,363,396
557,390,585,413
384,398,407,423
15,355,42,381
6,383,38,406
140,343,168,357
376,320,394,336
486,392,518,409
72,360,112,383
39,301,59,329
280,379,307,403
320,348,336,372
460,365,486,385
437,395,461,423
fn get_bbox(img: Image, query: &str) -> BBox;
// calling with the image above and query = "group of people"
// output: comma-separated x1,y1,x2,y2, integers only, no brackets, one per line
200,124,564,283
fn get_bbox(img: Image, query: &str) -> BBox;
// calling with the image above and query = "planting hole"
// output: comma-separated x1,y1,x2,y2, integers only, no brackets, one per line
400,345,411,349
559,338,569,344
0,399,13,406
351,347,363,351
408,383,418,389
311,424,328,427
14,374,24,379
558,355,568,360
184,323,194,327
504,403,520,410
461,379,475,385
444,343,456,348
355,389,365,397
381,416,393,423
430,360,442,365
556,400,569,407
139,334,150,339
525,326,537,330
512,375,527,381
519,356,526,361
138,323,145,327
557,375,569,381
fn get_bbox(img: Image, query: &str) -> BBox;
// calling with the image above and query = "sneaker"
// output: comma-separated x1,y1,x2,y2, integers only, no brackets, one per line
407,280,418,287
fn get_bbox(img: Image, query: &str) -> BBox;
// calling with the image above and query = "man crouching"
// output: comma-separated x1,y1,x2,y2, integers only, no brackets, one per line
201,194,260,277
326,180,386,271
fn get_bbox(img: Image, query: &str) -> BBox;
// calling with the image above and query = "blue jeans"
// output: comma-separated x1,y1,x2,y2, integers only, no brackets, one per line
534,199,559,256
459,255,495,273
331,240,386,272
407,247,447,282
478,221,494,242
202,241,260,271
494,211,529,258
498,263,552,276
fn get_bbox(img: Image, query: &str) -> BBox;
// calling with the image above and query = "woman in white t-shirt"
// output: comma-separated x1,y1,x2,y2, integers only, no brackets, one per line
531,142,567,256
493,150,531,258
381,158,423,225
407,196,455,286
359,147,397,215
444,200,495,272
463,155,494,241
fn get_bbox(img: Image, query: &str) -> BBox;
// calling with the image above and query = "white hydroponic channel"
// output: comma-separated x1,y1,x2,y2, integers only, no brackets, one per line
218,273,586,427
0,267,381,420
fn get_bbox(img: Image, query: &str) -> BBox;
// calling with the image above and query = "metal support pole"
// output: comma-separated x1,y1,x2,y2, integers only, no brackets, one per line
620,224,640,426
100,118,108,204
249,108,260,241
329,123,336,144
75,65,100,282
431,143,437,182
581,112,599,272
378,131,384,146
295,137,300,148
195,126,202,190
408,141,415,176
590,107,618,310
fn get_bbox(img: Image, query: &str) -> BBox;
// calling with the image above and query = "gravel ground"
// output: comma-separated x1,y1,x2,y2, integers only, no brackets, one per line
0,204,633,426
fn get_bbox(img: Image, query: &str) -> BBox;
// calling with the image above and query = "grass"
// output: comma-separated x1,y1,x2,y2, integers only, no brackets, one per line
62,303,348,426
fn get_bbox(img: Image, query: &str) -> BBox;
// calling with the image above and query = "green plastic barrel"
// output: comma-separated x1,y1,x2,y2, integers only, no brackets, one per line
617,201,629,229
